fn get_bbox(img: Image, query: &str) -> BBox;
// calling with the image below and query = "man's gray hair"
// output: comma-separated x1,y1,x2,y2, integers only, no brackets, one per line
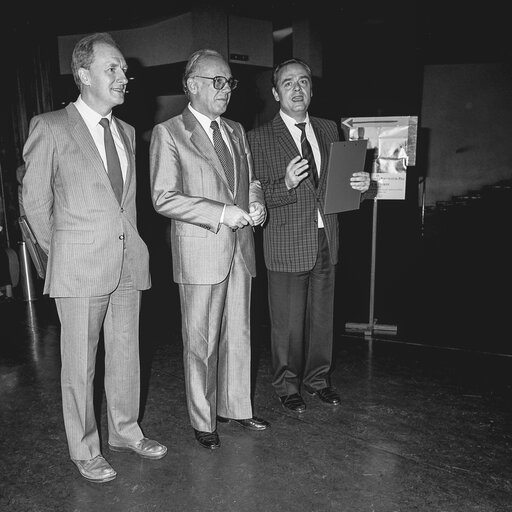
71,32,122,90
182,49,224,98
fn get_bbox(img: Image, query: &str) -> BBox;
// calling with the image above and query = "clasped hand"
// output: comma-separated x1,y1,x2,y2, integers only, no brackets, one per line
223,202,266,230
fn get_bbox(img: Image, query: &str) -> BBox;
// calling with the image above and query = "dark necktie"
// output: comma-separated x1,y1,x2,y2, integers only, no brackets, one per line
295,122,319,188
99,117,123,203
211,120,235,193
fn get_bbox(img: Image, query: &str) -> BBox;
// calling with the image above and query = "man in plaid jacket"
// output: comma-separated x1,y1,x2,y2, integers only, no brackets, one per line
248,58,370,414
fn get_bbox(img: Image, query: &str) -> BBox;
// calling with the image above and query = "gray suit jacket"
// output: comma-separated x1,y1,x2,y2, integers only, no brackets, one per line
150,107,263,285
22,103,151,297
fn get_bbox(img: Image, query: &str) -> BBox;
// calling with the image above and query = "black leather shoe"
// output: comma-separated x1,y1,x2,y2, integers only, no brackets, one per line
307,386,341,406
217,416,270,431
193,429,220,449
279,393,306,413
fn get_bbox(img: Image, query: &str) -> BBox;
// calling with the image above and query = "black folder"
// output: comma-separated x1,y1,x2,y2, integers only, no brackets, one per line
18,216,47,279
324,140,368,214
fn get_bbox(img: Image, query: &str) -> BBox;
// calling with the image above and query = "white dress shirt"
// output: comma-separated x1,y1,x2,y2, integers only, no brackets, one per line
188,103,234,160
280,110,324,228
74,96,127,182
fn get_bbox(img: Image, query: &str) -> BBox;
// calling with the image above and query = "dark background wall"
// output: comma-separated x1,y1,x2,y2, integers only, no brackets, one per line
1,1,511,348
3,1,510,210
421,62,512,205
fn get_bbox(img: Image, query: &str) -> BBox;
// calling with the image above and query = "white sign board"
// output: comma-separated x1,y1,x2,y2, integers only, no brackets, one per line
341,116,418,200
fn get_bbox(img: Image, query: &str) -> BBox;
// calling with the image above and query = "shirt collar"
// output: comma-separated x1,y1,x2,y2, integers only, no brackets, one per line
74,95,112,126
279,109,311,133
188,103,221,134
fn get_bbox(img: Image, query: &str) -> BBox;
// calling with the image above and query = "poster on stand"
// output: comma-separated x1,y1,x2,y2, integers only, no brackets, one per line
341,116,418,200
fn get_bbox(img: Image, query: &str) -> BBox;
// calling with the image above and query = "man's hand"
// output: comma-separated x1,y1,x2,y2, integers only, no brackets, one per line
222,205,254,230
249,202,266,226
285,155,310,190
350,171,371,193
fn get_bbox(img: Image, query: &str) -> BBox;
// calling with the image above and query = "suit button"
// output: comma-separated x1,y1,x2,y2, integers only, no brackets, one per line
120,208,124,213
119,234,125,240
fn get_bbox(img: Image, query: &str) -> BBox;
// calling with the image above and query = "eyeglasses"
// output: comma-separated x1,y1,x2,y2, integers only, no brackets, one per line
192,75,238,91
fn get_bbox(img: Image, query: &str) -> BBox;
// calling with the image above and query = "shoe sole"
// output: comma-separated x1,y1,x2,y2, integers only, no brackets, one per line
305,390,341,406
195,439,220,450
198,443,220,450
81,472,117,483
232,421,269,431
219,418,269,431
281,404,306,413
279,399,306,414
73,462,117,483
108,444,168,460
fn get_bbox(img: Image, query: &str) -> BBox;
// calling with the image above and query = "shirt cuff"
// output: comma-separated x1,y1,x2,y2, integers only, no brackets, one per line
219,204,226,226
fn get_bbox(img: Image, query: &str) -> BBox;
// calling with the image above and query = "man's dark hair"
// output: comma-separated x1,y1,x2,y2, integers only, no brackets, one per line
272,58,312,88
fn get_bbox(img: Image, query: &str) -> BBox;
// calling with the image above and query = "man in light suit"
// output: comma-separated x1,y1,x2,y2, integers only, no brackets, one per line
247,58,370,414
150,49,270,450
22,32,166,483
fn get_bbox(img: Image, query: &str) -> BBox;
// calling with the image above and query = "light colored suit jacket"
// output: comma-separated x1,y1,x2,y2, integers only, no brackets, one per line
248,114,340,272
22,103,150,297
150,107,263,285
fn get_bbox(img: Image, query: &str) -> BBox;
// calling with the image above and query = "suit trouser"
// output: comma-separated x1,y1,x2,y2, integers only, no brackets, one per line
268,228,336,397
179,242,253,433
55,258,143,460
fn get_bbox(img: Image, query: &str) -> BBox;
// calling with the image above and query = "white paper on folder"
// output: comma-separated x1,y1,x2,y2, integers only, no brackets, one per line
340,116,418,200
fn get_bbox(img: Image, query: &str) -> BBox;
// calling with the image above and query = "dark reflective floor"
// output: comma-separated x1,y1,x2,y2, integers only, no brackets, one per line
1,278,512,511
2,186,512,511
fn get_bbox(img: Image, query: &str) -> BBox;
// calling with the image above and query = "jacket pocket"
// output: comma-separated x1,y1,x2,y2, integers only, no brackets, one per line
54,229,94,244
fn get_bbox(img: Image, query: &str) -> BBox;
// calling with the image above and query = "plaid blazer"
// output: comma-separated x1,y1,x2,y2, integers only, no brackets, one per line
248,113,340,272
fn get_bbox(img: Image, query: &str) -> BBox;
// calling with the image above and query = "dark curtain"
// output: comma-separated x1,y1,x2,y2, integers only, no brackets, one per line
0,26,56,246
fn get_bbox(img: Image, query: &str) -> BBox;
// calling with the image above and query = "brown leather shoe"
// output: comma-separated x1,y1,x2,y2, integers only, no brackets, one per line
307,386,341,406
279,393,306,413
217,416,271,431
194,429,220,449
72,455,117,483
109,437,167,460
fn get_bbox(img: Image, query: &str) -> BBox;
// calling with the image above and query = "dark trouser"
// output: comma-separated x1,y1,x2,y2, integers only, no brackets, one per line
268,229,336,397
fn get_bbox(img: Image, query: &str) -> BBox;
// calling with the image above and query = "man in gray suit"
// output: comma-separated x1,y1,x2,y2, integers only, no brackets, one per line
150,49,270,449
22,32,166,483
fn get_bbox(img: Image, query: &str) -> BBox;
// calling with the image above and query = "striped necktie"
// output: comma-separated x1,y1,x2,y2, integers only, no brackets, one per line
211,120,235,193
99,117,123,203
296,122,318,188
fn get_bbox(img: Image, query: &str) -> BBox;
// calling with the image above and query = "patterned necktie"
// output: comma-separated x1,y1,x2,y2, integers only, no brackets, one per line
99,117,123,203
295,122,319,188
210,120,235,193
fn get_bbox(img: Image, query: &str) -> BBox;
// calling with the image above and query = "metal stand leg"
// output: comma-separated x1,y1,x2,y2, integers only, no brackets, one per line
18,241,37,302
345,198,397,338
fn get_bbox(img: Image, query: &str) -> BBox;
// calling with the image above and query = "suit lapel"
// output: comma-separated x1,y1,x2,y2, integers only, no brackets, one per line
311,117,331,191
184,108,232,194
65,104,122,203
114,118,134,201
221,119,241,198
